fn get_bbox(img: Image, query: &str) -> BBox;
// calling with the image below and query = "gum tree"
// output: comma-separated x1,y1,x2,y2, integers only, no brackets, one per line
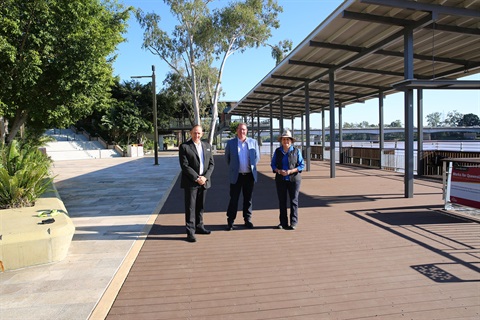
136,0,290,145
0,0,131,144
443,110,463,127
426,112,442,127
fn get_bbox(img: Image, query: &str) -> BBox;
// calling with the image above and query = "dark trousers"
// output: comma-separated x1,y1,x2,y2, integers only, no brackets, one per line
226,173,255,223
275,178,301,227
184,187,207,236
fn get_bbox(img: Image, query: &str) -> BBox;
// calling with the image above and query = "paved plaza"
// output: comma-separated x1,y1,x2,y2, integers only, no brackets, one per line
1,155,180,320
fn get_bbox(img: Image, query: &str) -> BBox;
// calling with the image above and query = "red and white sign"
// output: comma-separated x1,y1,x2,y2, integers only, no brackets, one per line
450,166,480,209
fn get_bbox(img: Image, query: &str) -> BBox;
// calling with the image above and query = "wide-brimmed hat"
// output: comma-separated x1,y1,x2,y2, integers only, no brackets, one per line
278,130,295,142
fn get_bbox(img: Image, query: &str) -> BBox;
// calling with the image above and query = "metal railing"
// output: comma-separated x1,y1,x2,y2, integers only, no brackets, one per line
293,142,480,177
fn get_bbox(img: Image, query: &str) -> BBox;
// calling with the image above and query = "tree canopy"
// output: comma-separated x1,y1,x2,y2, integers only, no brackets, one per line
458,113,480,127
77,79,183,148
425,110,479,127
0,0,131,144
426,112,442,127
443,110,463,127
136,0,289,145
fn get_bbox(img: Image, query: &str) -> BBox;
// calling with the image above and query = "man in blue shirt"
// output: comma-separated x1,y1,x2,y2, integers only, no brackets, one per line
225,123,260,230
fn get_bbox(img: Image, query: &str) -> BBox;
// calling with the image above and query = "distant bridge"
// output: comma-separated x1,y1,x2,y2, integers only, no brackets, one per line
162,119,479,140
254,126,479,138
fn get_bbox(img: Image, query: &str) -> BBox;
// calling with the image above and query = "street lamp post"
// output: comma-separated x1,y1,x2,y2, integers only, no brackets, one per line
132,65,159,165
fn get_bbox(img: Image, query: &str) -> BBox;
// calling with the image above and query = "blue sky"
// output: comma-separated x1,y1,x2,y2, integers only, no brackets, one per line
113,0,479,128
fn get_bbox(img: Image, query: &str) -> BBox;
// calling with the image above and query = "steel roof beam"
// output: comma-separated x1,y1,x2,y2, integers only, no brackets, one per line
360,0,480,18
317,79,388,91
392,79,480,90
424,23,480,36
342,10,412,26
305,88,358,97
253,90,284,95
289,59,333,69
261,83,296,90
270,75,313,82
310,40,475,67
376,49,474,67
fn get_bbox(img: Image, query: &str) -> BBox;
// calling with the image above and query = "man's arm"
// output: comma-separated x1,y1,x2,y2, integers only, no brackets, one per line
225,139,231,165
203,142,215,180
253,139,261,165
179,144,199,182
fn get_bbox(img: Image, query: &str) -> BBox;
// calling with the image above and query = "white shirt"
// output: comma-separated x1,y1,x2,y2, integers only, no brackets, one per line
194,141,204,175
237,138,250,173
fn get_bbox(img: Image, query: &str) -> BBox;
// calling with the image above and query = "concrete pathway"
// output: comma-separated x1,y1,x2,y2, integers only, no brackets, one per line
0,154,180,320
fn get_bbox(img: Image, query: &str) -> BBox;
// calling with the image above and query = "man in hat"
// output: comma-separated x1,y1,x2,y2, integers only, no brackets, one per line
225,122,260,230
271,129,305,230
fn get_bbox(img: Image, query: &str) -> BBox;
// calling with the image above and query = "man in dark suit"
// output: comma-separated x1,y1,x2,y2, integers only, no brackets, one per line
179,125,215,243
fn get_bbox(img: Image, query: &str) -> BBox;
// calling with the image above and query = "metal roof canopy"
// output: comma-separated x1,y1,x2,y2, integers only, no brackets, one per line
229,0,480,118
228,0,480,198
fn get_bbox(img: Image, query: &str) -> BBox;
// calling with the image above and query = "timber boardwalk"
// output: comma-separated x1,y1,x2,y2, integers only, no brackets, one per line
105,156,480,319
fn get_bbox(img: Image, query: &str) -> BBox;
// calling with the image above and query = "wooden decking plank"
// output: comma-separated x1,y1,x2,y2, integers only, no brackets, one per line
106,157,480,319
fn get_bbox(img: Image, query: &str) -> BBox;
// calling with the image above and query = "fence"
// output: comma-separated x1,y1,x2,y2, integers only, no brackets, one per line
291,143,478,177
339,147,480,176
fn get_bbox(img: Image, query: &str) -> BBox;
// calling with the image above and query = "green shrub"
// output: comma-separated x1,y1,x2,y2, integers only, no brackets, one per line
0,140,54,209
142,139,154,151
164,137,177,146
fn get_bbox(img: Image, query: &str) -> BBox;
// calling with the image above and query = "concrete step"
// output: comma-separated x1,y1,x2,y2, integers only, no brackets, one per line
44,129,122,161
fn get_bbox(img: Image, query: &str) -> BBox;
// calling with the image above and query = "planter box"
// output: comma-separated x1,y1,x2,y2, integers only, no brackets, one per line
127,144,144,157
0,189,75,271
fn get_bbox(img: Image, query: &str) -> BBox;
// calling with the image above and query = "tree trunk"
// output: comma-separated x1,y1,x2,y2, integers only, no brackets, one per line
6,109,28,144
191,71,201,126
189,45,201,127
208,104,218,146
207,51,229,146
0,116,7,144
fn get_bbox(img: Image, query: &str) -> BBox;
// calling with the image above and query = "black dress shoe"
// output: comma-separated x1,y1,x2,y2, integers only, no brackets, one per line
288,224,297,230
276,224,285,229
226,224,234,231
196,228,211,235
244,221,254,229
186,235,197,242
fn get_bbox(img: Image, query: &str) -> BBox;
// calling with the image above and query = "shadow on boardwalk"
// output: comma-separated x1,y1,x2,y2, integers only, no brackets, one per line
106,155,480,320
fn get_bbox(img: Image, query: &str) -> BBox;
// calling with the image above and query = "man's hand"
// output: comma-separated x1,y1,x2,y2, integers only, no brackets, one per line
196,176,207,185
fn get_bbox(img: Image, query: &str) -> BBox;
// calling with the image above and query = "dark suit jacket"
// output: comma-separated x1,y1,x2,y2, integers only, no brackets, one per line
179,139,215,189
